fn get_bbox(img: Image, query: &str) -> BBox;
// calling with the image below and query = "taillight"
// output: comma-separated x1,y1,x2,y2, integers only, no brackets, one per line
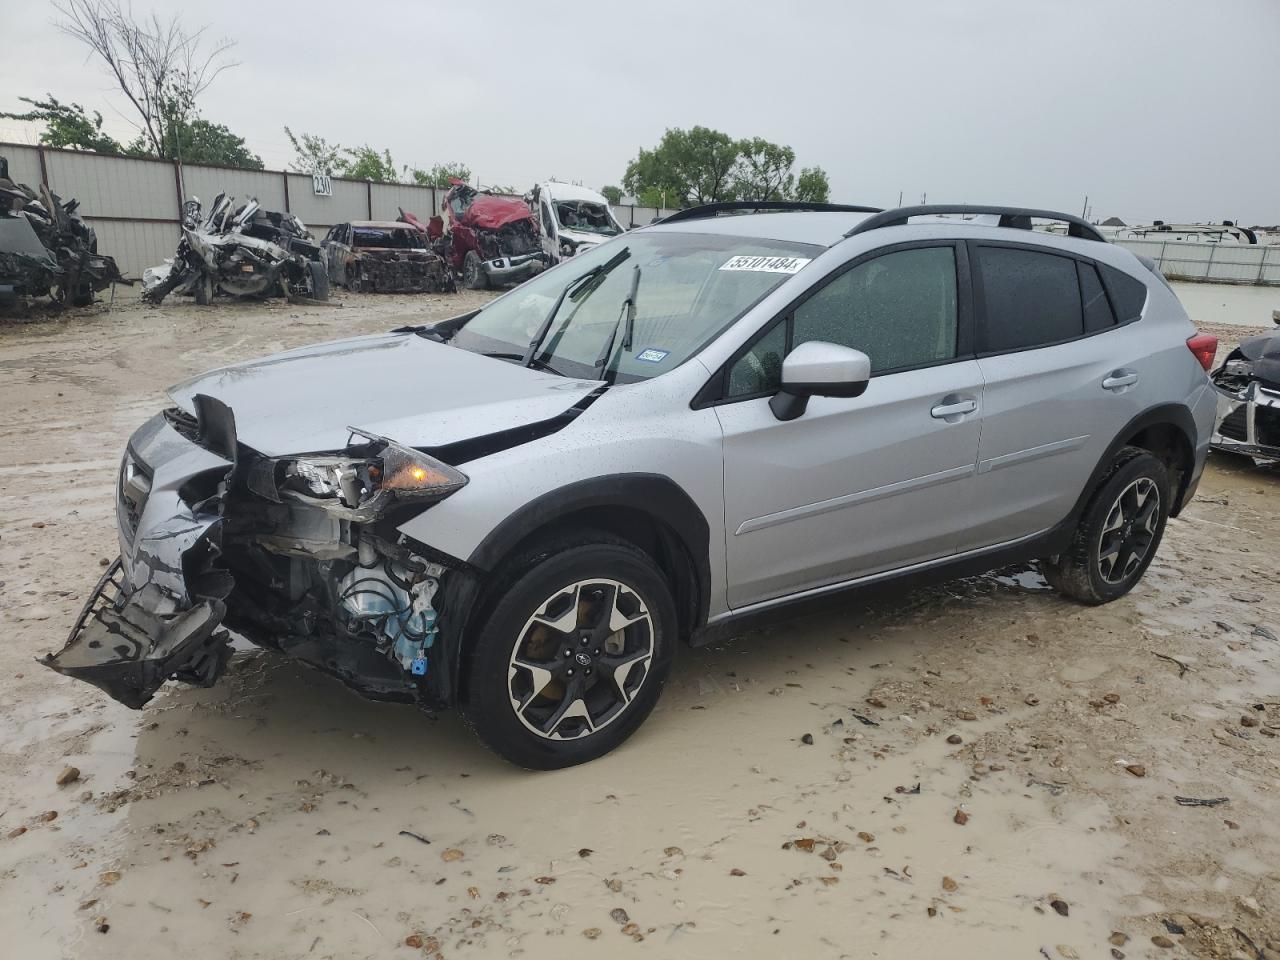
1186,333,1218,372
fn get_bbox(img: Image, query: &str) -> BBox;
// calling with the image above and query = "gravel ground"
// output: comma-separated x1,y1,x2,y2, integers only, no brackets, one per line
1,292,1278,960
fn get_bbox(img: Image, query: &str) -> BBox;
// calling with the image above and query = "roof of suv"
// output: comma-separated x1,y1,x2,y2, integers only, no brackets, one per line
644,203,1110,251
645,211,872,247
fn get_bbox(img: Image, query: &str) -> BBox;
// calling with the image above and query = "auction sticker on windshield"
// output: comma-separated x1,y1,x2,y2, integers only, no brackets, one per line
719,255,812,274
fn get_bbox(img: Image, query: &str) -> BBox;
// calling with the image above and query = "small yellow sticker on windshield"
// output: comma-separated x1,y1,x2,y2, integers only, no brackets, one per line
719,255,811,274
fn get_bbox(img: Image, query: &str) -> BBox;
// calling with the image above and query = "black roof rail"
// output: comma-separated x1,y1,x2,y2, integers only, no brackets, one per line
844,205,1106,243
658,200,883,224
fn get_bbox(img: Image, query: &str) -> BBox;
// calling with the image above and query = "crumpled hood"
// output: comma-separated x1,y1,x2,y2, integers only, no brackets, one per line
1237,330,1280,390
168,332,601,456
459,195,533,231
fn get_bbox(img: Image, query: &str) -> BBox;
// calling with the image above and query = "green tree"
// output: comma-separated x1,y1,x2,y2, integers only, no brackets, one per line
731,137,797,202
133,116,262,168
284,127,341,175
793,166,831,203
409,162,472,188
0,94,124,154
623,126,740,206
599,185,623,204
337,144,398,182
636,187,675,209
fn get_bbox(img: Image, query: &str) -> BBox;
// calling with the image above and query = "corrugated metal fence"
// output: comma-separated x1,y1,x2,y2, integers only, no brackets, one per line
1115,237,1280,286
1,142,676,282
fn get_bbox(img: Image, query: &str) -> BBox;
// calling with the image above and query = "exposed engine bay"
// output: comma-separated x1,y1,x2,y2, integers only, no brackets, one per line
42,398,471,710
437,181,547,289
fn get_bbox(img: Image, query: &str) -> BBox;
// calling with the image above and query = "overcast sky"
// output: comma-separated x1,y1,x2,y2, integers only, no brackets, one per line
2,0,1278,224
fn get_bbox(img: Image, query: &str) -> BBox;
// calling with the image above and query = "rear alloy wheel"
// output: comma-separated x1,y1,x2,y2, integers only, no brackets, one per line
1096,477,1161,585
463,537,675,768
1041,446,1170,604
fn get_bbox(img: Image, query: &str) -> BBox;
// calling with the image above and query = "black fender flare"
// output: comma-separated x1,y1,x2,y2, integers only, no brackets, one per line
1065,402,1200,530
430,473,712,706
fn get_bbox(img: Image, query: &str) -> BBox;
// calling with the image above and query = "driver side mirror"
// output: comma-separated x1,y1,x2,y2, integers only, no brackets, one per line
769,341,870,421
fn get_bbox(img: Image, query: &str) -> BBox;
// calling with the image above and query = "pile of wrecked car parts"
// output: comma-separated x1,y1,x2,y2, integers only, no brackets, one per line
1210,309,1280,462
322,218,455,294
142,193,329,305
0,155,129,309
424,180,547,290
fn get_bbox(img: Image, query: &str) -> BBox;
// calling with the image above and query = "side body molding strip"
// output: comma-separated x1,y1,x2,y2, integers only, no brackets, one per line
976,434,1090,475
735,463,975,536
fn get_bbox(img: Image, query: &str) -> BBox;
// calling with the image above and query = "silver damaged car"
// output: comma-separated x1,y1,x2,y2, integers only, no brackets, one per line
45,202,1219,768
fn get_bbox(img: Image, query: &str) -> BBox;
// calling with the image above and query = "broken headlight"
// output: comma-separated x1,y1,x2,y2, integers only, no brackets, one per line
278,430,466,520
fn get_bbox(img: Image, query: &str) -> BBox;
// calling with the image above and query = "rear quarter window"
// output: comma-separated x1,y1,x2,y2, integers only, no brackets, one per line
1098,263,1148,323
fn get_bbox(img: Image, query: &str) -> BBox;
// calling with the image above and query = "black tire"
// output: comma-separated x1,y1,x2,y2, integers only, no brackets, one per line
71,283,95,308
194,274,213,306
463,250,488,290
461,533,676,769
1041,446,1170,605
307,260,330,301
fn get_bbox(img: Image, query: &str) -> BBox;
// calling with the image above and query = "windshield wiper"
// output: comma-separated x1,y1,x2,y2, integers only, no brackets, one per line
522,246,631,368
481,351,570,377
594,263,641,382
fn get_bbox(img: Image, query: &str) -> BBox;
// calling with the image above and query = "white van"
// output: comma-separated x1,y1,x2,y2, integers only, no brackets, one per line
528,182,625,265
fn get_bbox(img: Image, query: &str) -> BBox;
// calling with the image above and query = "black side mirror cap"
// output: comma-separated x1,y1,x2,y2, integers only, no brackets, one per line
769,379,868,421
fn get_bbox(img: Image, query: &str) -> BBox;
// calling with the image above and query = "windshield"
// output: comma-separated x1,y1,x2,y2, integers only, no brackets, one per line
352,227,426,250
554,200,622,236
451,230,819,383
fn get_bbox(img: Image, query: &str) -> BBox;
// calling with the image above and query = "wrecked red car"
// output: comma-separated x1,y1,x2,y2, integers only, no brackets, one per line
435,181,547,290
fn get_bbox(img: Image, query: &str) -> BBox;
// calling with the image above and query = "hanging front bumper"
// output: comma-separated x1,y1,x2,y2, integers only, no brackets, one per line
40,400,238,708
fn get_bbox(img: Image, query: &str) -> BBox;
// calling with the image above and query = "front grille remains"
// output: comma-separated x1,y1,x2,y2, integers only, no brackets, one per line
1218,404,1248,441
1257,405,1280,448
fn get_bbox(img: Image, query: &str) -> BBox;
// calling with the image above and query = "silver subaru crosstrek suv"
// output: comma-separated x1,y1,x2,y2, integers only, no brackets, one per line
45,202,1219,768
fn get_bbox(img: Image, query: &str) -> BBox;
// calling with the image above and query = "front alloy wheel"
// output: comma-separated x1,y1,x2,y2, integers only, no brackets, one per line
508,579,653,740
463,536,675,769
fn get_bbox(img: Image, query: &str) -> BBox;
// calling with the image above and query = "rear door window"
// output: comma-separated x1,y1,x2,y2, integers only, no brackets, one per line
976,246,1083,352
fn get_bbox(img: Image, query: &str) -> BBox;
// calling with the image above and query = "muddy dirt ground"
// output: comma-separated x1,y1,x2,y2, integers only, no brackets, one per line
1,292,1278,960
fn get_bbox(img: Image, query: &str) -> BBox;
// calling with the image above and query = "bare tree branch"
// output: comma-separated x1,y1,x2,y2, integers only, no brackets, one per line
52,0,238,159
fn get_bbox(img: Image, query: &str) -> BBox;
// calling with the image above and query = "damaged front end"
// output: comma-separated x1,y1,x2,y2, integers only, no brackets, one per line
1210,322,1280,462
1,158,130,306
43,398,468,710
144,194,326,305
346,249,455,294
440,182,547,288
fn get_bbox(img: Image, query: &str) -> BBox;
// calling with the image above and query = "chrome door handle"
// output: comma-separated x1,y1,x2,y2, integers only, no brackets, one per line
1102,372,1139,390
930,398,978,419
